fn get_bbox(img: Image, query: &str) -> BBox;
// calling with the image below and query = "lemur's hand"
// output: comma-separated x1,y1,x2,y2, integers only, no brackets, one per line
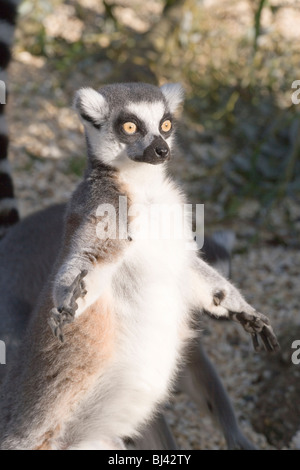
205,288,280,353
228,308,279,353
48,270,88,343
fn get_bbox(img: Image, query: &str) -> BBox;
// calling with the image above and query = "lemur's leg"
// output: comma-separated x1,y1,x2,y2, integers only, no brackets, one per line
179,341,257,450
129,414,177,450
191,257,279,352
177,236,256,450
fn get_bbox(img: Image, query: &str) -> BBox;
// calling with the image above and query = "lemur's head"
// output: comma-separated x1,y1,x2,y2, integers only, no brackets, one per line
74,82,184,168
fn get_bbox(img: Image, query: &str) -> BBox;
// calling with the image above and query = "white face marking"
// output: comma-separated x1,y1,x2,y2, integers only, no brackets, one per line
126,101,166,136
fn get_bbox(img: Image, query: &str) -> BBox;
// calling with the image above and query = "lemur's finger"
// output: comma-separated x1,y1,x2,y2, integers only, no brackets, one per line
268,328,280,351
230,309,279,352
257,330,272,352
58,329,65,343
260,325,280,352
251,312,279,352
256,312,270,326
52,325,64,344
48,315,65,343
71,270,88,289
240,310,270,327
49,308,62,324
73,284,85,302
70,271,88,304
57,306,75,322
60,308,76,325
251,334,261,352
52,325,64,343
235,311,265,332
80,280,87,297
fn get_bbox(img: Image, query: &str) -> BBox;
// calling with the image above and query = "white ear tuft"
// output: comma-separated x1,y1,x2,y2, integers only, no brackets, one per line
74,87,108,129
160,83,185,113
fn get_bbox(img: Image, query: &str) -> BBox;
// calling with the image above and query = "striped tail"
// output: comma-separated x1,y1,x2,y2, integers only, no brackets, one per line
0,0,21,238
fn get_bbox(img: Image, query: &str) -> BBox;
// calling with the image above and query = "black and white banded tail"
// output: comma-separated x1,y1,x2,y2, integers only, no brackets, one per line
0,0,21,238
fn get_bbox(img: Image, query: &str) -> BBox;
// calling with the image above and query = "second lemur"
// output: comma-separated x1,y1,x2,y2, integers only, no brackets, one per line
0,82,279,450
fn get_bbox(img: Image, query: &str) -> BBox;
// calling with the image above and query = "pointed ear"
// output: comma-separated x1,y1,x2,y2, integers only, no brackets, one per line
74,87,109,129
160,83,185,113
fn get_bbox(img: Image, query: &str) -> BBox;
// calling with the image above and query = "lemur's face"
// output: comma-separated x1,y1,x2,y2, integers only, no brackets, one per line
74,83,184,168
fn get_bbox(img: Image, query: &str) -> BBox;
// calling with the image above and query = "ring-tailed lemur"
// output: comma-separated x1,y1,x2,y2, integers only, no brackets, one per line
0,0,256,449
0,0,269,449
0,1,271,449
0,0,21,238
0,82,279,450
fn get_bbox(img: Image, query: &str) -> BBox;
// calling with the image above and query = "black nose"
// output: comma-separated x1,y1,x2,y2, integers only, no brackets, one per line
139,136,171,165
155,146,169,158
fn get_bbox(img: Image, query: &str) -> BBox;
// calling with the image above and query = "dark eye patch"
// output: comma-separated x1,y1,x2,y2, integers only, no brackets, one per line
159,113,173,137
114,112,147,143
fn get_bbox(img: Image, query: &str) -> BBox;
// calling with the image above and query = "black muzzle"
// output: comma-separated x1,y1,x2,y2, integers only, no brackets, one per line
136,136,170,165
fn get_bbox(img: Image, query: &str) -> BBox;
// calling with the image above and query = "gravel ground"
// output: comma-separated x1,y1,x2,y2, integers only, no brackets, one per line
5,0,300,450
166,246,300,450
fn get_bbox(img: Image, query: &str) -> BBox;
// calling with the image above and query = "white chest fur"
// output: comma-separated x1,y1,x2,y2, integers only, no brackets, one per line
69,171,198,444
103,177,195,434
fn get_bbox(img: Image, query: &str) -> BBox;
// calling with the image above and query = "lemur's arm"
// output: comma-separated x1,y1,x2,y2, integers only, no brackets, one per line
49,209,128,342
190,256,279,352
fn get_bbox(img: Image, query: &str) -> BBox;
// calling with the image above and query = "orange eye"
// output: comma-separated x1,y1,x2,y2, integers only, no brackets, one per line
122,122,137,134
161,120,172,132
